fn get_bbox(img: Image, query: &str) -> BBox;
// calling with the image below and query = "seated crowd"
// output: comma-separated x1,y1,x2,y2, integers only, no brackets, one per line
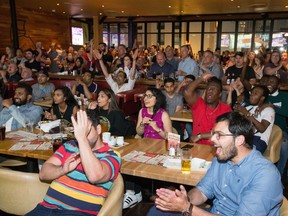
0,41,287,215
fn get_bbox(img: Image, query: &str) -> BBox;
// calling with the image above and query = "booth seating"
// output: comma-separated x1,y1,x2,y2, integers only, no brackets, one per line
0,168,124,216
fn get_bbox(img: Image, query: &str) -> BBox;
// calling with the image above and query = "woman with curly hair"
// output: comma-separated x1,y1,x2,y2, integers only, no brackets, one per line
44,86,78,123
136,87,172,139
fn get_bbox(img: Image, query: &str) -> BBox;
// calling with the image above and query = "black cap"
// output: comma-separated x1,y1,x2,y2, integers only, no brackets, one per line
235,51,244,57
37,66,49,77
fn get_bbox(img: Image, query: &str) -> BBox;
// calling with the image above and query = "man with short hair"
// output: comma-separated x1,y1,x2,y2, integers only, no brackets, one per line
98,42,113,68
176,45,199,81
0,83,42,131
165,46,180,73
184,74,231,145
147,52,174,78
148,112,282,216
32,68,55,102
234,85,275,153
71,71,98,100
19,48,41,72
47,43,60,73
199,50,223,79
0,62,21,83
224,51,256,90
26,110,121,216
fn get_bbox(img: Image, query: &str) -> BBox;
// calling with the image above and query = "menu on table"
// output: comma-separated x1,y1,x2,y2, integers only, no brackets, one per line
122,150,167,165
9,140,52,151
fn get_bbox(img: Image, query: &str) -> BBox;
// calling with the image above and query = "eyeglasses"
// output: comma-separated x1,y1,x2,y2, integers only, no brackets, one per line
212,131,235,140
143,94,155,99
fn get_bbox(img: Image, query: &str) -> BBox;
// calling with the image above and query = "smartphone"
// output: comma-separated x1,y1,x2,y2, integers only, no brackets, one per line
181,144,194,149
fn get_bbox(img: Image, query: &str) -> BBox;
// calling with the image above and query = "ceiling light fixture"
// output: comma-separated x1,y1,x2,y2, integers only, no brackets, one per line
168,5,171,8
99,12,102,15
81,8,83,11
57,3,60,6
285,5,288,8
121,10,124,13
102,5,105,7
39,6,42,10
237,5,240,8
63,12,65,14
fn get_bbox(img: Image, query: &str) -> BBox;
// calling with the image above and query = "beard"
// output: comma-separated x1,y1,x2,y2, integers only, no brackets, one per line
216,142,238,162
13,98,28,106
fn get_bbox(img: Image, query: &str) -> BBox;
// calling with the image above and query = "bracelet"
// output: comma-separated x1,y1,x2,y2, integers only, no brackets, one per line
182,202,193,216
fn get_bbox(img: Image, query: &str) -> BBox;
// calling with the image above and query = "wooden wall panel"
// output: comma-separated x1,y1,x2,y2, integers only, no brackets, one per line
0,0,70,54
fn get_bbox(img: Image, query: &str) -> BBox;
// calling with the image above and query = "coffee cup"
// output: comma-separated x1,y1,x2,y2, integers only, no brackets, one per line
102,132,111,143
116,136,124,146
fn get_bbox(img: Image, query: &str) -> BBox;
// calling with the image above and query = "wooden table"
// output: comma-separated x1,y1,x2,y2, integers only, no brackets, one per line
33,99,53,108
170,110,193,123
117,138,215,186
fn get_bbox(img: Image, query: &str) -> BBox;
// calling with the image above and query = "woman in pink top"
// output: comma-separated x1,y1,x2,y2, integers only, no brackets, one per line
136,87,172,139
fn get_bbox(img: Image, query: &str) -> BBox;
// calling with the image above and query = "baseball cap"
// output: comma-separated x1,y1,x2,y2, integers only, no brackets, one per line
37,66,49,77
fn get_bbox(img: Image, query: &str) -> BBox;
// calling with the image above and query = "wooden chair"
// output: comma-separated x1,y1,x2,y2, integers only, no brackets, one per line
280,196,288,216
98,173,124,216
263,124,282,163
0,168,50,215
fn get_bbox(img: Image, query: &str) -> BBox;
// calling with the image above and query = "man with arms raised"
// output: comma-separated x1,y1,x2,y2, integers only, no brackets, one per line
26,110,121,215
184,74,231,145
148,112,282,216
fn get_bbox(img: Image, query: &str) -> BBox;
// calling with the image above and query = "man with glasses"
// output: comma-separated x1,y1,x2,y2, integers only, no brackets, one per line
148,112,282,216
26,110,121,215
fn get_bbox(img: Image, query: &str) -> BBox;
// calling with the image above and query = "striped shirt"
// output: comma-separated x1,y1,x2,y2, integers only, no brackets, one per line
40,140,121,215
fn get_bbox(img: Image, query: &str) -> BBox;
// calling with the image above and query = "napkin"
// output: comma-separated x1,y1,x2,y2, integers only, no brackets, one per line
40,119,61,133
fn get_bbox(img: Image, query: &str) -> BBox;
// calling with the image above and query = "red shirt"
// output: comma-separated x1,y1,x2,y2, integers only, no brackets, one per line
191,97,231,145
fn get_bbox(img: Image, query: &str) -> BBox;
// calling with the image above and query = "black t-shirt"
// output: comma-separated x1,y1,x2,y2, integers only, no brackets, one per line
25,60,41,71
225,65,255,81
95,109,135,137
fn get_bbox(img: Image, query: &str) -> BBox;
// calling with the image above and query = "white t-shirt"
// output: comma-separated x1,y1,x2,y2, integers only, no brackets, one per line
106,75,136,94
246,105,275,145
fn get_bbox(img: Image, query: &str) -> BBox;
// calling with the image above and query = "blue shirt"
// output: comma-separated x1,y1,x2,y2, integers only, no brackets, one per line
197,148,282,216
147,62,175,78
76,82,98,97
177,57,199,81
0,103,43,130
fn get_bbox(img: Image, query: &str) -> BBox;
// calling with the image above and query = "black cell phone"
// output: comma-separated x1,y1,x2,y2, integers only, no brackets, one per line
181,144,194,149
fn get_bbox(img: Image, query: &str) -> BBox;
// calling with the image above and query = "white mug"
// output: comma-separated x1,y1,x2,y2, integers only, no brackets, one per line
116,136,124,146
102,132,111,142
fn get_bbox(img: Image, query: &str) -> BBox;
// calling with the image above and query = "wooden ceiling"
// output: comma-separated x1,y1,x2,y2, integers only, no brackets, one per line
16,0,288,18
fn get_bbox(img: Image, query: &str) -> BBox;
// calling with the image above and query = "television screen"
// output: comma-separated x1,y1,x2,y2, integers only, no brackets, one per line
272,32,287,47
71,27,84,45
221,34,230,47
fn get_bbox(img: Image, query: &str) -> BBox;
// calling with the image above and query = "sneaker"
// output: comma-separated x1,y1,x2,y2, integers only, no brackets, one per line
123,191,142,209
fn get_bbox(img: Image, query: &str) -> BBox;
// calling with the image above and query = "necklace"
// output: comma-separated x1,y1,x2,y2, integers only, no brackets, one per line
59,105,68,119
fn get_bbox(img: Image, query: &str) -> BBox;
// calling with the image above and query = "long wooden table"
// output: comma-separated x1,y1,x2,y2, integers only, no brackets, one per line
117,138,215,186
1,134,214,186
170,110,193,123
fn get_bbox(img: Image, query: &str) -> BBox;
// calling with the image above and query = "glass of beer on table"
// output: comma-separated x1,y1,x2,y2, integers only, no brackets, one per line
181,148,192,174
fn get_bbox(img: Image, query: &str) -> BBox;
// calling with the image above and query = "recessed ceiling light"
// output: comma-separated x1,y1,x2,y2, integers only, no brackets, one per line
137,14,139,16
237,5,240,8
52,9,56,12
57,3,60,6
285,5,288,8
102,5,105,8
63,11,65,14
99,12,102,15
39,6,42,9
181,10,184,13
121,10,124,13
168,5,171,8
230,0,234,1
81,8,83,11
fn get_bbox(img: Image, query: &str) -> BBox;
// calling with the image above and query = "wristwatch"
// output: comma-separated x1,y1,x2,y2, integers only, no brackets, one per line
182,203,193,216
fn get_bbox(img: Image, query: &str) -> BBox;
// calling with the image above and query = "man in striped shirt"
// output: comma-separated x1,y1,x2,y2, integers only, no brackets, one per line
26,110,121,216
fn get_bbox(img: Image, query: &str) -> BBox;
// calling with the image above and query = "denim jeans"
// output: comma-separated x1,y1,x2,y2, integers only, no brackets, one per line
25,204,94,216
147,205,182,216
